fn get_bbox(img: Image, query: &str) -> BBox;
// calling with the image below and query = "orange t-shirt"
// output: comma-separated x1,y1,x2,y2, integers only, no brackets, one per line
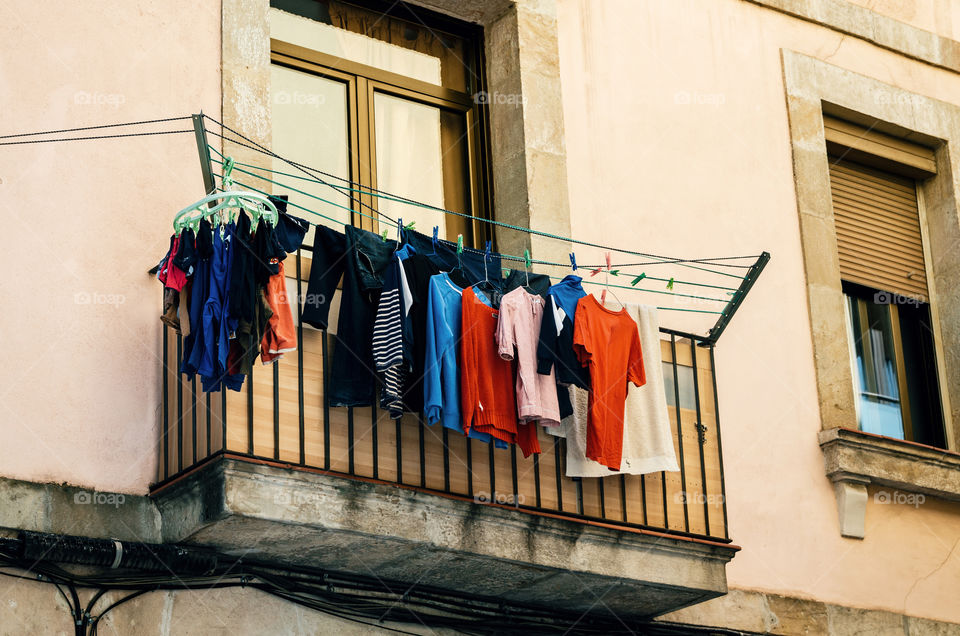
572,294,646,470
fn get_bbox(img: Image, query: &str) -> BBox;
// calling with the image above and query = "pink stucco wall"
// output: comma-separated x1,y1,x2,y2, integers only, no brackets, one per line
557,0,960,623
0,1,221,493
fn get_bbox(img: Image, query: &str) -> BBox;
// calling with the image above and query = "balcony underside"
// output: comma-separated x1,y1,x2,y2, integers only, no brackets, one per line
153,456,737,619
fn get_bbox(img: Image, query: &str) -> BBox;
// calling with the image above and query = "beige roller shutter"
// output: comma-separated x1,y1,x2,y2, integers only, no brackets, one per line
828,158,928,301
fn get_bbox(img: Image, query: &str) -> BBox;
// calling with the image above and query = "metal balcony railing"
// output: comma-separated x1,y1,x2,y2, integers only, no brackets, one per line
153,248,731,543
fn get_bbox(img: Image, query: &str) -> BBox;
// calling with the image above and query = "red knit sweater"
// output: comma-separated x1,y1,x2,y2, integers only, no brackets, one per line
459,286,540,456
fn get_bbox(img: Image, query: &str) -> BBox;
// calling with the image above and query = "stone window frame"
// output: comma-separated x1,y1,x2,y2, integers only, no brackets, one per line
782,50,960,538
220,0,573,263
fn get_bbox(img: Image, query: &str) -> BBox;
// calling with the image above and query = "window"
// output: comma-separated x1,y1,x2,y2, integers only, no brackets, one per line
828,150,946,447
843,283,944,447
268,0,491,246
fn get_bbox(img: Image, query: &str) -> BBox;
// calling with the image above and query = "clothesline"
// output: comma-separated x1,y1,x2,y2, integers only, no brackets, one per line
211,171,723,315
204,144,755,276
209,161,735,303
0,115,766,331
205,153,746,297
207,152,745,291
200,114,759,277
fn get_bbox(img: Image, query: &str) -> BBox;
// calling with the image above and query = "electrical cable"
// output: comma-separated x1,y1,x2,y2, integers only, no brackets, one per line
0,542,657,636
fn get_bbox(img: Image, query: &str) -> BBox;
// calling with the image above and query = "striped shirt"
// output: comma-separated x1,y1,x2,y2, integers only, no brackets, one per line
372,254,410,418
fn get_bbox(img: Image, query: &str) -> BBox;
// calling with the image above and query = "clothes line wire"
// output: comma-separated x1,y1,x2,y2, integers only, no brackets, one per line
0,116,194,140
212,153,758,270
0,115,758,324
201,114,757,276
211,154,747,288
213,160,736,301
210,155,739,292
203,125,400,231
0,115,756,277
206,147,752,283
0,129,194,146
215,172,727,312
206,130,751,280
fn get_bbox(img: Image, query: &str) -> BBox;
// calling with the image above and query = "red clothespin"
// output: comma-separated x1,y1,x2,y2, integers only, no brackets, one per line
601,252,612,304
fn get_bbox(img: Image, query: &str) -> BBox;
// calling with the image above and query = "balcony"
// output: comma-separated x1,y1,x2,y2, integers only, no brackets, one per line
150,248,738,620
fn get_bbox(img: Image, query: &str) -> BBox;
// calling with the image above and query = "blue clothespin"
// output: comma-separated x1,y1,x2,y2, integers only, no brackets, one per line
569,252,578,271
432,226,439,247
484,240,492,258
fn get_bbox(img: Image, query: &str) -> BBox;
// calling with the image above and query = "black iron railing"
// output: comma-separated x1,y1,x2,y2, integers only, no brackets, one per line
154,249,731,543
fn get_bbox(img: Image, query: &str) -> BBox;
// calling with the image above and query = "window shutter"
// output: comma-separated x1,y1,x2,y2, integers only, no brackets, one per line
828,159,928,301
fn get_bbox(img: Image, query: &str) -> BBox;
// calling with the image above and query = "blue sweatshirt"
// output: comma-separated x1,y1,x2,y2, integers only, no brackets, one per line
423,273,506,447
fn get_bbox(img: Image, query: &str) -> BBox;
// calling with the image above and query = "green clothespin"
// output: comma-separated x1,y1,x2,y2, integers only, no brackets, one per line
630,273,646,286
667,277,675,290
404,220,416,230
456,235,464,254
381,229,388,242
609,269,619,276
523,249,531,269
502,268,511,277
222,156,236,189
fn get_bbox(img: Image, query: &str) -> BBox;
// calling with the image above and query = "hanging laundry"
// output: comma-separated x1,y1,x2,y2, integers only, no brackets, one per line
268,195,310,254
565,303,679,477
424,273,507,448
260,260,297,364
536,274,590,425
172,227,198,275
571,294,646,471
461,286,540,456
501,269,551,297
402,228,501,288
180,219,213,379
157,234,189,332
197,221,243,392
372,251,409,418
536,275,590,390
302,225,395,407
395,251,465,415
496,287,561,433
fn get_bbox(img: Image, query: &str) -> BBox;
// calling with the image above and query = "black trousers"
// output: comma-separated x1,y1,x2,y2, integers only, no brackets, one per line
302,225,397,407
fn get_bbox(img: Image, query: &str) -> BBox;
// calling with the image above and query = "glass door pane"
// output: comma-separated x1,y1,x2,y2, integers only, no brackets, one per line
373,92,472,242
271,64,353,231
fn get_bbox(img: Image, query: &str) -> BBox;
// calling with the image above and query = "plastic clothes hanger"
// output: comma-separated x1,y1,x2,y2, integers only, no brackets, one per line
522,248,537,295
173,156,279,232
471,241,500,307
